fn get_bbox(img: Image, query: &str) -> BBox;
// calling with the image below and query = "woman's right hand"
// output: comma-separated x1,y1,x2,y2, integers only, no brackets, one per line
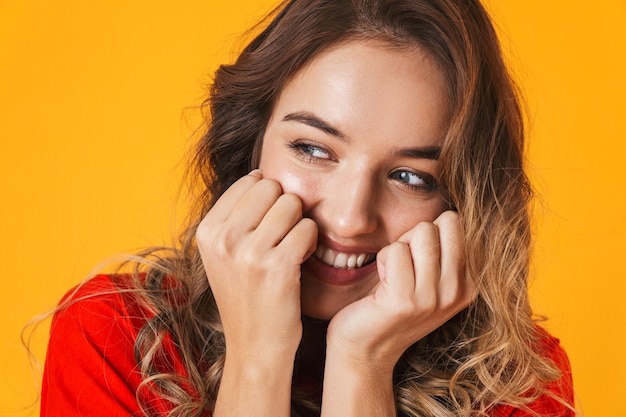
195,170,318,361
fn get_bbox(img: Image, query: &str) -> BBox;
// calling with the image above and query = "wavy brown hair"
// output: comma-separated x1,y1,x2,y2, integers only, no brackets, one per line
75,0,573,416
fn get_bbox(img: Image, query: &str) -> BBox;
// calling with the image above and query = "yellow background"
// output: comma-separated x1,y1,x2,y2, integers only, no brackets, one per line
1,1,624,415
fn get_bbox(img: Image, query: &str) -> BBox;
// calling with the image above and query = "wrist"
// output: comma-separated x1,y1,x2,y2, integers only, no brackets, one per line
325,341,397,378
325,332,401,377
224,344,297,376
321,346,396,417
216,347,295,417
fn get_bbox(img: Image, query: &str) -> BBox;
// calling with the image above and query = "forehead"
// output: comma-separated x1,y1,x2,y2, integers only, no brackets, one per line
272,40,451,148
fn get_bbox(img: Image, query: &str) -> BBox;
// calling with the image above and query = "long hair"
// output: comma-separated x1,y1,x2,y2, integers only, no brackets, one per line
97,0,570,415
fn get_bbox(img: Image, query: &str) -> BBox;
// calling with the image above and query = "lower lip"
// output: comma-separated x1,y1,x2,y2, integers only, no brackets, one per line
302,255,378,286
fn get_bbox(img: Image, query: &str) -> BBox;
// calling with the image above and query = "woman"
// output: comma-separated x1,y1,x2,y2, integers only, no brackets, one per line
41,0,576,416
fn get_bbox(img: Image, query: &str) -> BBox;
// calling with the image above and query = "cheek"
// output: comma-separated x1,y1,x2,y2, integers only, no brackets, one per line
385,198,448,241
259,161,319,211
258,134,307,192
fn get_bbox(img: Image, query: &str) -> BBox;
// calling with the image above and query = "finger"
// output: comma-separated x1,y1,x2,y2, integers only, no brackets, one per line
253,193,304,248
277,217,318,265
433,211,464,284
376,245,390,282
434,211,475,308
381,242,416,300
205,170,264,225
409,222,441,303
225,178,283,232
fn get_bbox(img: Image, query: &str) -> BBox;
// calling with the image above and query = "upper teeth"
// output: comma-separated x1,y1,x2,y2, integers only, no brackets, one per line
314,246,376,269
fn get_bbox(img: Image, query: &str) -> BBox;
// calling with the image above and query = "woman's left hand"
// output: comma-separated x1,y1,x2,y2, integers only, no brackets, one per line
326,210,477,372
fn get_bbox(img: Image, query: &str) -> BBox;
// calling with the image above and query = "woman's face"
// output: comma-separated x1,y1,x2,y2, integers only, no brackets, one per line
259,40,451,320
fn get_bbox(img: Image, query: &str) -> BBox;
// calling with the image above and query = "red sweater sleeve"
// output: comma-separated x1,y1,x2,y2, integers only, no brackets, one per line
488,329,576,417
41,275,154,417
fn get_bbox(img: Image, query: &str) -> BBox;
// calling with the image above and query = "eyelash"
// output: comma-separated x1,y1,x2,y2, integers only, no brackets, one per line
389,169,438,192
287,140,438,193
288,140,334,163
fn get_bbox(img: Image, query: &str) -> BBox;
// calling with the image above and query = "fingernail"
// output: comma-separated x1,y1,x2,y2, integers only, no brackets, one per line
249,168,262,177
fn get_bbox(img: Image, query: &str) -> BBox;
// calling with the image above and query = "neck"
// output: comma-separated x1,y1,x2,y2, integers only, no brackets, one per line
294,316,329,381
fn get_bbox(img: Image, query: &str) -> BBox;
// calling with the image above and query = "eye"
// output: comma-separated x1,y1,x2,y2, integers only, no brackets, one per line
389,169,437,192
288,140,333,162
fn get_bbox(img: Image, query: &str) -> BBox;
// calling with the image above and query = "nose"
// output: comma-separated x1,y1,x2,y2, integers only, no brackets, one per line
314,172,379,239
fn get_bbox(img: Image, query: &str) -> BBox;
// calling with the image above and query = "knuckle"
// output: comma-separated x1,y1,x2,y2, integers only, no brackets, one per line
196,221,216,249
438,209,460,224
257,178,283,197
240,247,263,268
411,224,440,255
195,215,211,236
440,285,475,313
419,297,438,315
212,228,237,258
412,222,439,243
241,172,261,186
390,296,425,320
440,291,460,311
279,193,303,213
390,299,415,319
389,241,410,257
435,210,461,233
195,224,207,245
386,241,400,256
414,221,437,235
297,217,318,238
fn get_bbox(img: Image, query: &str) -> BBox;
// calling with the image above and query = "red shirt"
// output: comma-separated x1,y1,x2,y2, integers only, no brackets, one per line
41,274,575,416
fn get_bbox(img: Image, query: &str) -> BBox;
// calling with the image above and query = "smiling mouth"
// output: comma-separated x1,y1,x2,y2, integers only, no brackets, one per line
313,245,377,269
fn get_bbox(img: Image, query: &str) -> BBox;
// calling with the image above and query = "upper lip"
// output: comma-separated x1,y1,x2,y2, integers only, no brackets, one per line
315,236,381,255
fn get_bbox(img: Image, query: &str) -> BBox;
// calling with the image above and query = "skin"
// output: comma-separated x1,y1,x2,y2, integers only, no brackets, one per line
196,40,476,417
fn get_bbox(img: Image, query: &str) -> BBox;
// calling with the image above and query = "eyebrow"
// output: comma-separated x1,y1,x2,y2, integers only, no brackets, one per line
282,112,347,140
396,146,441,161
282,110,441,160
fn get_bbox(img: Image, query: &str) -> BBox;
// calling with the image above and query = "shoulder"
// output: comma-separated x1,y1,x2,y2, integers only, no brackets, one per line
50,274,149,343
534,326,572,379
531,326,576,416
489,326,576,417
46,273,154,375
42,274,159,416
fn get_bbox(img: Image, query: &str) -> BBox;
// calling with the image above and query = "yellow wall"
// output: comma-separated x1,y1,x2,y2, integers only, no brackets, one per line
1,1,624,416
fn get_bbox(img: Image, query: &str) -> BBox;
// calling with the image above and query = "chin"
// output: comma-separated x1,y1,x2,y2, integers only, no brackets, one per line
301,300,344,321
299,270,377,321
